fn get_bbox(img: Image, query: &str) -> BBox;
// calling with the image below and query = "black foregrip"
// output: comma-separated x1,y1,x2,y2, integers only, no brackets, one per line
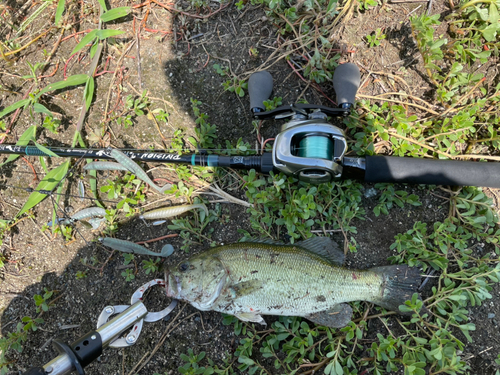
22,367,46,375
365,156,500,188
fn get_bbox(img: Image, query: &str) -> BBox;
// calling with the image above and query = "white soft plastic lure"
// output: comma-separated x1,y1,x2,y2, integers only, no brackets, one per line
84,161,129,171
48,207,106,226
139,203,208,220
100,237,175,258
109,149,172,193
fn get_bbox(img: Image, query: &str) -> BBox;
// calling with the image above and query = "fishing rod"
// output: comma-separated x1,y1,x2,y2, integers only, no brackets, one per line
2,63,500,188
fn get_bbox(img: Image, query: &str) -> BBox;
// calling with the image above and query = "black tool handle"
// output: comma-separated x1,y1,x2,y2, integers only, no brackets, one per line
22,367,46,375
365,155,500,188
248,71,273,112
333,63,360,108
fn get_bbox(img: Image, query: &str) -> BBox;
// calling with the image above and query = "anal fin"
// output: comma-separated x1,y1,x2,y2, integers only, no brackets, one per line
305,303,353,328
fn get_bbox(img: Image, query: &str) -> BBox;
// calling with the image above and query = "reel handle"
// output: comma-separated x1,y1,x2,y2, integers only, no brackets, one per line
248,71,273,112
365,155,500,188
333,63,360,108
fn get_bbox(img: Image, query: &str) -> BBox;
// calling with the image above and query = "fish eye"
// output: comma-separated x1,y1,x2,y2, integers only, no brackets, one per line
179,263,189,272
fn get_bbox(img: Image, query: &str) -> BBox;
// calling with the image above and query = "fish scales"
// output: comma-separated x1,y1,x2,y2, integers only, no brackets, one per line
165,238,421,328
205,243,381,316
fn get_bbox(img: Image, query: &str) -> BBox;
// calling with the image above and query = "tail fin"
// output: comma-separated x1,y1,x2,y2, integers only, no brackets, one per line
370,265,422,315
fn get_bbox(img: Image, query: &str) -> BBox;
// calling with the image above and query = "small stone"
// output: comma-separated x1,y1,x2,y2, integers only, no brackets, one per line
488,313,495,319
364,188,377,198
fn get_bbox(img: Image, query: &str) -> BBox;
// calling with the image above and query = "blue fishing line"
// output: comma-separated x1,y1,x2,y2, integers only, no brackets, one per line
298,136,333,160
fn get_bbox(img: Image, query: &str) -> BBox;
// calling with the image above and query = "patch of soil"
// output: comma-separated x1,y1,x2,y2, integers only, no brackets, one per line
1,0,500,374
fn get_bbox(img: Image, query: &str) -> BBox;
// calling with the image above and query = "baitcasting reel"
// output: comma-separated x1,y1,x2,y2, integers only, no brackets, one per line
1,63,500,187
248,63,360,184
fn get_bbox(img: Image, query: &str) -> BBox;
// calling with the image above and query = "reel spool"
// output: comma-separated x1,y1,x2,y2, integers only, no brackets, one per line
273,117,347,184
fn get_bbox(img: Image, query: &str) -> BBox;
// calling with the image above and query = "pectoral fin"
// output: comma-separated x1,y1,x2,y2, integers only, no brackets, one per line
305,303,353,328
229,279,264,298
234,312,267,325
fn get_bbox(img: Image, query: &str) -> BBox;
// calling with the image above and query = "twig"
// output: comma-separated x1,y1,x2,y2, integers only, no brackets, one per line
453,154,500,162
357,94,440,115
439,77,486,118
136,23,142,89
128,303,188,375
2,28,54,57
126,351,150,375
387,131,453,159
40,28,65,74
427,0,434,14
286,59,337,106
29,218,51,243
204,183,253,207
0,83,35,144
135,233,178,244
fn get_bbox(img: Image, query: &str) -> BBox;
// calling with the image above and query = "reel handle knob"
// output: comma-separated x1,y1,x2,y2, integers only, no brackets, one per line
248,71,273,113
333,63,360,109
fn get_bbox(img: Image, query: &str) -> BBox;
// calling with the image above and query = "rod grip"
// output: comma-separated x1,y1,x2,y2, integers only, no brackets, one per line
365,155,500,188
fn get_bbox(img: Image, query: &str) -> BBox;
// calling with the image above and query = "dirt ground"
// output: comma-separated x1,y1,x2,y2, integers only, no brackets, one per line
1,0,500,374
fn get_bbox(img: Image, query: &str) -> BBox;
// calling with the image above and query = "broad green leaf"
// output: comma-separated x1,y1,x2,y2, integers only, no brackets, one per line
490,3,499,23
326,0,338,14
39,155,48,173
0,125,36,167
334,360,343,375
16,160,70,218
238,356,255,366
475,5,489,20
71,29,99,55
100,7,131,22
84,76,95,110
0,98,31,118
95,29,125,40
481,23,499,42
32,141,60,158
37,74,88,98
55,0,65,25
97,0,108,11
33,103,53,117
89,39,99,59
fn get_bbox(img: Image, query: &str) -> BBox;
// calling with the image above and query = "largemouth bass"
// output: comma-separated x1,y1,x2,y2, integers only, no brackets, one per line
165,237,421,328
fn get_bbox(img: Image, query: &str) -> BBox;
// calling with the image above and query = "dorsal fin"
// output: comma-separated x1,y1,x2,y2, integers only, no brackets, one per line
242,238,284,245
295,237,344,266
